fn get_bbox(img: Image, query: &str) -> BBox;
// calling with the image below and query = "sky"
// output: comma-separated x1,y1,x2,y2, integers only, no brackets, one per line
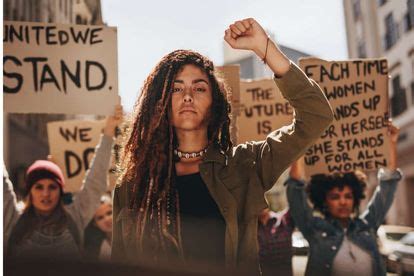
101,0,348,112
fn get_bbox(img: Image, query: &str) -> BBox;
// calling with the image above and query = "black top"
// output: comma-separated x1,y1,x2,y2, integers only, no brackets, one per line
175,172,225,266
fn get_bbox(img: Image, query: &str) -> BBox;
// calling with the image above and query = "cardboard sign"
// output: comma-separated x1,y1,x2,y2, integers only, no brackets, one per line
236,78,294,143
47,119,127,193
3,21,119,115
216,65,240,144
299,58,390,175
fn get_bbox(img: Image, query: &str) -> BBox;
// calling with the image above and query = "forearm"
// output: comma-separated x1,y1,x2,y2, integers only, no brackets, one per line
286,177,313,237
253,38,290,77
257,64,334,190
274,62,333,135
360,168,402,229
68,134,114,227
3,167,21,246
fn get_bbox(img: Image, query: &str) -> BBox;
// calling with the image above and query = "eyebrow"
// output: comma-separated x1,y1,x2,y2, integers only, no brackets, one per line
174,79,209,84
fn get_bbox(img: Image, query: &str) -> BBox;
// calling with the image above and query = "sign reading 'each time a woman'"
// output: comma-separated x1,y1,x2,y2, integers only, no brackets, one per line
299,57,390,176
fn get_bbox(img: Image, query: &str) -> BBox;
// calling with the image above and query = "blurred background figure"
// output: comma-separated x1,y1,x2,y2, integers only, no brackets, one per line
286,123,402,276
258,206,294,276
84,193,113,262
3,106,122,260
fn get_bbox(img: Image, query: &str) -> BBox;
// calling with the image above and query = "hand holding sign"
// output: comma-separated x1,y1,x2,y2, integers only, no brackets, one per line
103,104,123,137
388,121,399,170
290,157,305,181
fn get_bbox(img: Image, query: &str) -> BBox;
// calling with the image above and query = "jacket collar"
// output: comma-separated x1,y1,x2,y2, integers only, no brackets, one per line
202,143,227,165
326,216,357,232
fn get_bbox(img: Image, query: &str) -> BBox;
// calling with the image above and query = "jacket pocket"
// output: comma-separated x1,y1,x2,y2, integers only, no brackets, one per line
220,158,256,191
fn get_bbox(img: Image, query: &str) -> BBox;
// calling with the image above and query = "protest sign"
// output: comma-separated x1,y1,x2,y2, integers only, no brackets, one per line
236,78,294,143
299,57,390,176
3,21,118,115
216,65,240,144
47,119,126,193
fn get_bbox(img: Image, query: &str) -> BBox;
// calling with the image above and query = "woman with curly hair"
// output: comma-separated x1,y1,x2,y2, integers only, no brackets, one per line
112,18,333,273
286,123,402,276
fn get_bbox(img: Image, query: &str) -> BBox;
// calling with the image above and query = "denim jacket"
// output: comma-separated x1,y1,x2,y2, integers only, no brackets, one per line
286,168,402,276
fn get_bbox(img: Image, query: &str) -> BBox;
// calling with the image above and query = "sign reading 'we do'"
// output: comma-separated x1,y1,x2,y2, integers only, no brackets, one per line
299,57,390,176
3,21,118,115
47,119,128,193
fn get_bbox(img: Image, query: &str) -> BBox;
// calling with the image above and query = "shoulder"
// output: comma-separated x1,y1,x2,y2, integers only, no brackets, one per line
231,140,264,160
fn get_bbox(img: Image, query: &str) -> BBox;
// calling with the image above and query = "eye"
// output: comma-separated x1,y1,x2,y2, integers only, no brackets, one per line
345,193,354,199
96,215,104,221
49,184,59,191
172,87,183,93
194,87,206,92
34,184,43,190
328,194,340,200
106,210,113,216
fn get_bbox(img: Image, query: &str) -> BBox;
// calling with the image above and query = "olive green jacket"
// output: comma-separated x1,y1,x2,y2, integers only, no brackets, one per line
112,62,334,273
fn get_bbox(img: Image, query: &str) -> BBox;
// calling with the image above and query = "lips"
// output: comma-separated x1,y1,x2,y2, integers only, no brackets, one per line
179,108,196,114
40,199,52,205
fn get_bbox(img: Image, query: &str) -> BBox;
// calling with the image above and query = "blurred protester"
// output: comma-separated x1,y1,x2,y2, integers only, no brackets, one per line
3,105,122,260
84,194,113,261
258,207,294,276
286,123,401,276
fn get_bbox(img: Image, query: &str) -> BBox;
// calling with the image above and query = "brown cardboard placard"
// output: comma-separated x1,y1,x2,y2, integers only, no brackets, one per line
3,21,119,115
47,119,127,193
236,78,294,143
216,65,240,144
299,57,390,176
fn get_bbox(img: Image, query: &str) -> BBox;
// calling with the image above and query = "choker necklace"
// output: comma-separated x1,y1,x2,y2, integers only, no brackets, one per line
174,147,208,159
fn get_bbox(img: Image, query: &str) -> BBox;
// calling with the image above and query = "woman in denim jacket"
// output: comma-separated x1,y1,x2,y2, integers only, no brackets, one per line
286,123,402,276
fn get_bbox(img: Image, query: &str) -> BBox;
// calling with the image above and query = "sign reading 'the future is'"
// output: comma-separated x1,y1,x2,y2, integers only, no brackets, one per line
237,79,293,144
3,21,119,115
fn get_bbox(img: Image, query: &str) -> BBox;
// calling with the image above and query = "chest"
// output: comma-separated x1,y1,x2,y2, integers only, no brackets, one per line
175,160,202,176
13,228,79,258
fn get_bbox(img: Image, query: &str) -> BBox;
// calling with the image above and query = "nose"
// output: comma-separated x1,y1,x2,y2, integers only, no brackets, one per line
42,189,50,197
183,87,193,103
105,216,113,224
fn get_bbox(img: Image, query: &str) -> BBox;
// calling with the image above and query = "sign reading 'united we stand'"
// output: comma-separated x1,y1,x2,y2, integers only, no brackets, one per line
3,21,119,115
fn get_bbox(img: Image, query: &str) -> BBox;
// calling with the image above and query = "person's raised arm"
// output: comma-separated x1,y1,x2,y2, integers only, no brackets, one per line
286,158,314,239
3,164,22,252
67,104,123,228
224,18,290,77
225,18,334,191
360,122,402,229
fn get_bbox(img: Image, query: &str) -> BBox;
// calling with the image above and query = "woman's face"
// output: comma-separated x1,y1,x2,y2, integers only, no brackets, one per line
170,64,213,132
94,203,113,234
325,185,354,220
30,178,61,216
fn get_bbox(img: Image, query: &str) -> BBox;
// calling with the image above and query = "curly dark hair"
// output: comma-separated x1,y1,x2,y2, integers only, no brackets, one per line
118,49,232,256
307,171,367,216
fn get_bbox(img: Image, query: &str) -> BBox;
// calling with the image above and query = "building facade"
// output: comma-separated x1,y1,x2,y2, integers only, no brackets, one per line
343,0,414,226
